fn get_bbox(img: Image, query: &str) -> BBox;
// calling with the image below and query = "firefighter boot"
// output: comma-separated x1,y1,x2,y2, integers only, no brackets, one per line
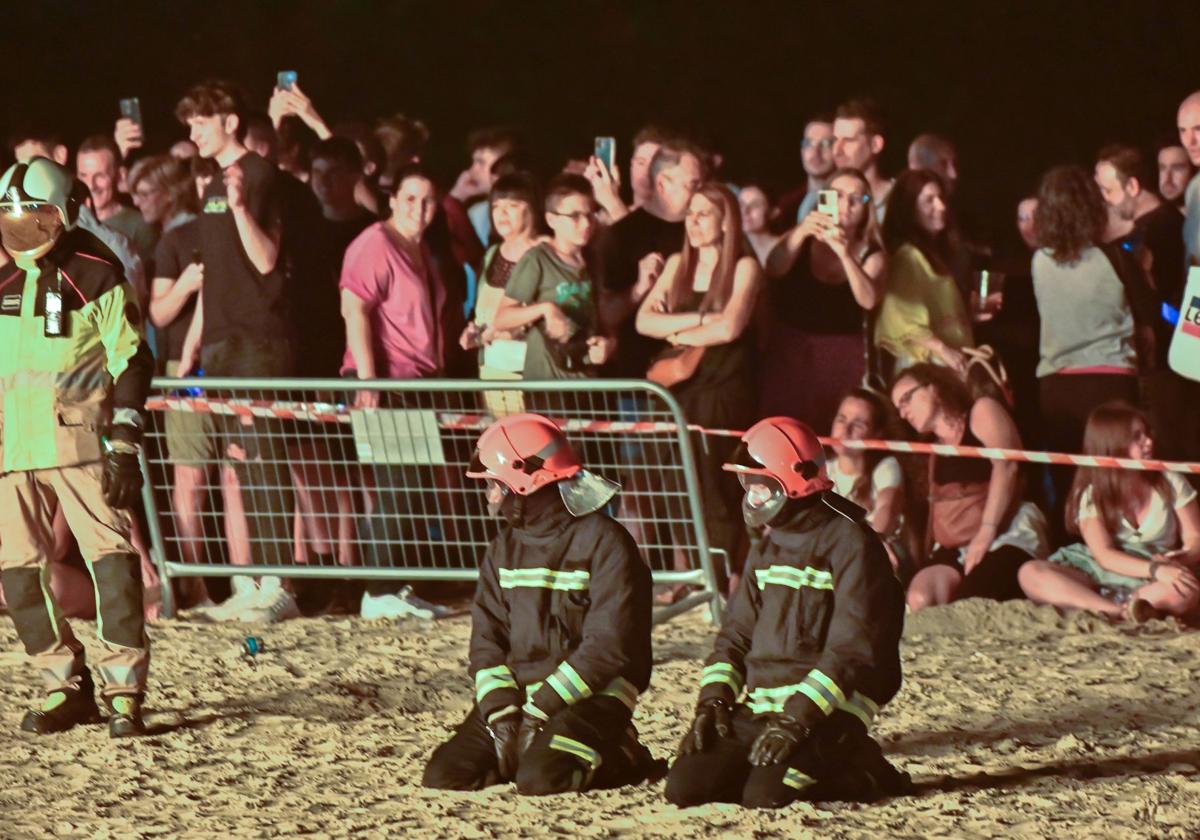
20,666,103,734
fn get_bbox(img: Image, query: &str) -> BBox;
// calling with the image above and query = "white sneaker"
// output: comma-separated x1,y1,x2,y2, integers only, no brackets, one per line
360,586,447,621
197,582,261,622
237,588,301,624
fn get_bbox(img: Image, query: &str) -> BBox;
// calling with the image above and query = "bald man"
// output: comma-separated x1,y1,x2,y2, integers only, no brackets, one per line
907,134,959,196
1177,90,1200,268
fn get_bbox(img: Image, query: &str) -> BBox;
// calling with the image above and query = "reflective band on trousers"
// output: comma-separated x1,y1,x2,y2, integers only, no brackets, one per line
700,661,744,695
783,767,817,791
474,664,519,704
754,565,833,591
498,568,590,591
548,734,602,786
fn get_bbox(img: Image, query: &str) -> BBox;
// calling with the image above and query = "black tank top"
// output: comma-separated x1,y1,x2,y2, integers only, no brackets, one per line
932,424,993,486
777,238,879,334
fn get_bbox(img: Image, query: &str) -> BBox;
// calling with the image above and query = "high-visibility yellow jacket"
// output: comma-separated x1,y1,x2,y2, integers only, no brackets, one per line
0,228,154,472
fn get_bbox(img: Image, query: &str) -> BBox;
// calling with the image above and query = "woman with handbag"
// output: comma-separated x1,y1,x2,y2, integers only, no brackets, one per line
890,364,1048,611
635,183,762,589
760,168,886,429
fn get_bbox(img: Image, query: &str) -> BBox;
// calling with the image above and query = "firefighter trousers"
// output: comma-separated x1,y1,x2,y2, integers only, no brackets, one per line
423,696,660,795
0,464,149,699
665,707,911,809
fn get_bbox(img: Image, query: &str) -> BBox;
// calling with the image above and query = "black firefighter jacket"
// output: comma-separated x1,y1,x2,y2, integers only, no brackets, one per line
469,489,652,727
697,492,905,734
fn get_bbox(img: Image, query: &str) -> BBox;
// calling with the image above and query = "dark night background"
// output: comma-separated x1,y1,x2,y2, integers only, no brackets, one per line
3,0,1200,251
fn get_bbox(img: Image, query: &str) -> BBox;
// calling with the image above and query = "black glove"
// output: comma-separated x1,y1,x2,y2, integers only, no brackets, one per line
487,713,521,780
677,697,733,757
749,714,810,766
102,425,143,510
517,715,544,756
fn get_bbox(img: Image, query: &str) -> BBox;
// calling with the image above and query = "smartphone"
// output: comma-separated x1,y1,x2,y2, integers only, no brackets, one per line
277,70,298,91
190,248,203,266
118,97,143,128
594,136,617,176
817,189,839,225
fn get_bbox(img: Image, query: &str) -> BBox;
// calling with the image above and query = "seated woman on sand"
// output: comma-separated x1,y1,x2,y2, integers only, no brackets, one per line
890,364,1048,612
1018,401,1200,622
826,387,913,580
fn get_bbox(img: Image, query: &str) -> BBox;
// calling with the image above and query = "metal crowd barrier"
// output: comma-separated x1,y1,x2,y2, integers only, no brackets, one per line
140,378,723,624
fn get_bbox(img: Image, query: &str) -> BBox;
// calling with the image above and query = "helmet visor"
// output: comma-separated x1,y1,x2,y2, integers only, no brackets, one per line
0,203,63,257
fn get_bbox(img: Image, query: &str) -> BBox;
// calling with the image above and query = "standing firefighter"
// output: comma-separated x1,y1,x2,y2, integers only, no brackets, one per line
423,413,661,794
0,157,154,737
666,417,910,808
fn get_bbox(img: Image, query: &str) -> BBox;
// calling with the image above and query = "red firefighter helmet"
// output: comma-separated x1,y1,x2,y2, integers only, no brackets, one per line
723,416,833,498
466,413,582,495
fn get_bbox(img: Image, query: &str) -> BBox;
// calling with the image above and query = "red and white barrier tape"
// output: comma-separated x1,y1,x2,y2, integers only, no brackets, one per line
144,396,1200,474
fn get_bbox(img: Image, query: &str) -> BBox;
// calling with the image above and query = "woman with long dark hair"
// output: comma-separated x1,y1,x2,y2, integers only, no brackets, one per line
891,364,1048,611
874,169,973,376
761,167,886,429
636,183,762,586
1019,402,1199,620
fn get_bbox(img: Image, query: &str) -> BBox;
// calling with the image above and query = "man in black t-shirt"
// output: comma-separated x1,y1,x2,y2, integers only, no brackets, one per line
593,142,703,378
298,138,374,377
174,80,298,622
1096,144,1197,461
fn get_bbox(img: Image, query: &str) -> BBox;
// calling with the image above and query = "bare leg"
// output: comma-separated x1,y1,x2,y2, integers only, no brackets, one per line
906,565,964,612
1135,579,1200,617
172,464,213,607
1018,560,1121,616
220,463,251,568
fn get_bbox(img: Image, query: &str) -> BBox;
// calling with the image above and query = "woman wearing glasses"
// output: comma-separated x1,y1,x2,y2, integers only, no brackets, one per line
890,363,1048,611
761,168,886,431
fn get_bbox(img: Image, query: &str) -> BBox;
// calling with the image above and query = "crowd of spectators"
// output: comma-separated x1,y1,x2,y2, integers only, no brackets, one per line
2,79,1198,626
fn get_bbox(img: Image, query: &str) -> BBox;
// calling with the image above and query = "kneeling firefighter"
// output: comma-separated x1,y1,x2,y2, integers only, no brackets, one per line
665,416,911,808
0,157,154,737
423,412,662,794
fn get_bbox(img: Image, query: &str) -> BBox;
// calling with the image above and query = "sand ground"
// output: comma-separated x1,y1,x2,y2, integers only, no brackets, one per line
1,599,1199,839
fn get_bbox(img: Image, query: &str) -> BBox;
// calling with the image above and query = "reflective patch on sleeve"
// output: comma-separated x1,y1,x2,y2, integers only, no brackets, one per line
783,767,817,791
474,664,519,705
754,565,833,591
700,662,745,695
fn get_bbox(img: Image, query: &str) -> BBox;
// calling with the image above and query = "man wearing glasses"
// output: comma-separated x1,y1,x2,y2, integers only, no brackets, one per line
794,116,836,223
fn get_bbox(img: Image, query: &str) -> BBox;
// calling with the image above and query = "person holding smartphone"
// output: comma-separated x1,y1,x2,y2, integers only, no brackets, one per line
761,168,886,430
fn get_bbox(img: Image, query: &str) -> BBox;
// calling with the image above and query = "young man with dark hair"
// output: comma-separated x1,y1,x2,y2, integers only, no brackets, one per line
492,174,613,382
592,140,704,378
297,137,375,377
174,78,298,623
1156,141,1193,208
832,98,891,221
76,133,157,262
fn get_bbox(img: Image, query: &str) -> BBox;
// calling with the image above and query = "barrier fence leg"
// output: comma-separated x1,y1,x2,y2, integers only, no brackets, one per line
139,449,175,619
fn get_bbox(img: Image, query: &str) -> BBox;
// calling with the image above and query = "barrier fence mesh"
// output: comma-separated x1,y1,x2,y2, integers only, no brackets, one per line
141,378,720,620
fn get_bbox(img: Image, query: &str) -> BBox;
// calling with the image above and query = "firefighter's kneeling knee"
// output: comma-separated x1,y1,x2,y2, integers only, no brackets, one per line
741,776,800,810
0,567,58,654
90,553,145,648
664,764,720,808
515,750,588,796
421,747,489,791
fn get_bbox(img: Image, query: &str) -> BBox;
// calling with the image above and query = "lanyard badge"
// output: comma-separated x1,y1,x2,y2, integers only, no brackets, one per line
44,269,64,338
